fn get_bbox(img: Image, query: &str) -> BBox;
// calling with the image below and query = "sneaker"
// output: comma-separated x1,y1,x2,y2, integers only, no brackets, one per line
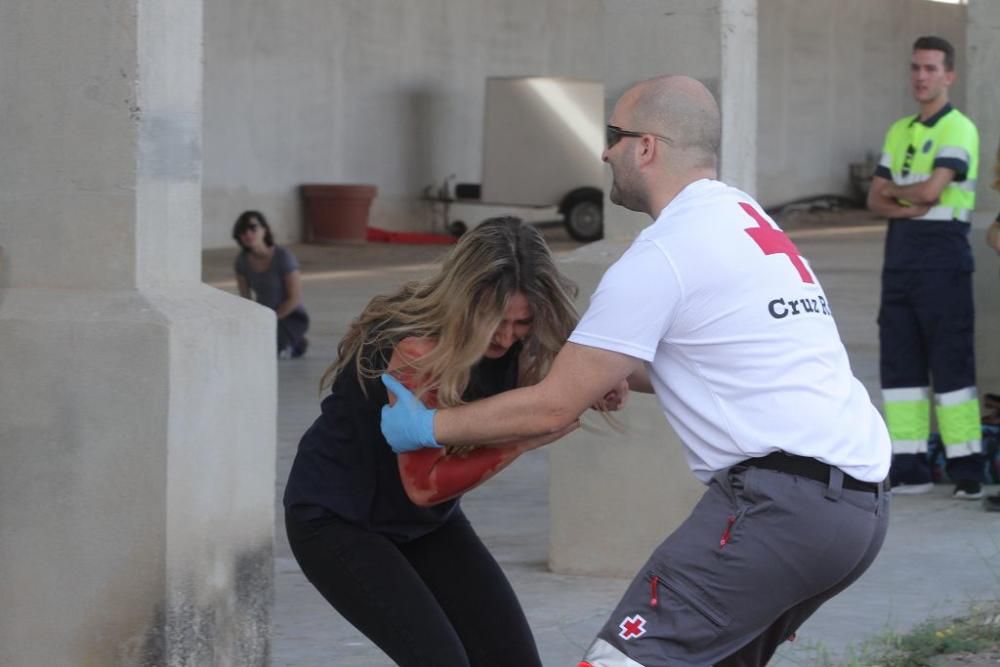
953,480,984,500
889,453,933,494
292,337,309,359
984,494,1000,512
278,346,293,360
892,481,934,495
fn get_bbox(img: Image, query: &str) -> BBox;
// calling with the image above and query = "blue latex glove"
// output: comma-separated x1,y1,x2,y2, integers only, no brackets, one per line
380,374,442,453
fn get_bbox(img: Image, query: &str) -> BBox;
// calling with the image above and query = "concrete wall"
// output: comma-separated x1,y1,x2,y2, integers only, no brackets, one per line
721,0,759,196
550,0,757,577
0,0,276,663
203,0,605,247
0,290,275,667
202,0,973,247
973,213,1000,403
757,0,967,208
202,0,746,248
967,0,1000,215
599,0,726,240
961,1,1000,420
552,243,705,576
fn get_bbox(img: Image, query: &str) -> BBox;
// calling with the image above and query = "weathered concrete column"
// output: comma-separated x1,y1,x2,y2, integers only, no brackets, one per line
550,0,757,576
551,245,706,577
719,0,758,196
968,0,1000,405
597,0,758,242
972,214,1000,396
967,0,1000,215
0,1,275,665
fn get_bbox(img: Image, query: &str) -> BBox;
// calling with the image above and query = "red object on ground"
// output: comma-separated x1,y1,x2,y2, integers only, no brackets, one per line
366,227,457,245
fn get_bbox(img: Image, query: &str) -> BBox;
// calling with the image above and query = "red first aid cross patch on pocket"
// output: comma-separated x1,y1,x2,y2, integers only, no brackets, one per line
618,614,647,640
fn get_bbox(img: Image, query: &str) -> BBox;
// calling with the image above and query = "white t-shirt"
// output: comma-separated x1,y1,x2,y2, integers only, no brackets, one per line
569,179,890,483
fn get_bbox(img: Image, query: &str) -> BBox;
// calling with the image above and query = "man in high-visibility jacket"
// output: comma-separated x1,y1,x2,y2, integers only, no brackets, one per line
868,35,983,499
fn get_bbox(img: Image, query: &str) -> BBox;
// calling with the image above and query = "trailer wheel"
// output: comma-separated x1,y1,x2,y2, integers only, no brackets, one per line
561,190,603,242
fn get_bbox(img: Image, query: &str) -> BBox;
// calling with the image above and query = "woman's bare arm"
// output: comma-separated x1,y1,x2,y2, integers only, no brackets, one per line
275,269,303,319
388,338,577,507
236,274,251,299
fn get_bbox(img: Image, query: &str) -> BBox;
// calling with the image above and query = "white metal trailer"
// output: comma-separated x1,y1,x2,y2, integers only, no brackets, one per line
427,76,606,242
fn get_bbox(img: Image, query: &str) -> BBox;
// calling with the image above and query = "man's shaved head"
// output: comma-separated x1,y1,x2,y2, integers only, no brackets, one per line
603,75,722,216
622,75,721,169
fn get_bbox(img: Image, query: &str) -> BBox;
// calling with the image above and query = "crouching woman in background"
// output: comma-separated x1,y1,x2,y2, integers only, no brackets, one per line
232,210,310,358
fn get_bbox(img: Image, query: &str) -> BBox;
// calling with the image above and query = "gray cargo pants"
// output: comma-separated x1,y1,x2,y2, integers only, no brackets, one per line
580,461,890,667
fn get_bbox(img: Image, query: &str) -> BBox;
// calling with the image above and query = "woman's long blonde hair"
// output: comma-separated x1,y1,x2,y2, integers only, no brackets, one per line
320,217,579,407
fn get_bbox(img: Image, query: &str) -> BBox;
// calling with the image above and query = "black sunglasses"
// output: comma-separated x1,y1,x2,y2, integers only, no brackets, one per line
605,124,673,149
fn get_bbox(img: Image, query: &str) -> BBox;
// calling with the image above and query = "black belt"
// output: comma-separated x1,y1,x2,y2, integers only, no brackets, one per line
742,452,883,493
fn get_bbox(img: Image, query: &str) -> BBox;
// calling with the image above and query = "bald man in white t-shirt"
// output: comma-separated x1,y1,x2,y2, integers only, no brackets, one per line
381,75,891,667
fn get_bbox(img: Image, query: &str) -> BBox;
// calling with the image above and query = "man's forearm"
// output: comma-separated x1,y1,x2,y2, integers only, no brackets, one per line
434,384,576,446
881,167,954,206
432,343,642,445
881,181,937,205
868,194,909,219
868,187,929,219
383,342,641,451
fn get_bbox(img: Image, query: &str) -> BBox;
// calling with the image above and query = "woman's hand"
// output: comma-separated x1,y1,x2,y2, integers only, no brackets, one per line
381,375,440,453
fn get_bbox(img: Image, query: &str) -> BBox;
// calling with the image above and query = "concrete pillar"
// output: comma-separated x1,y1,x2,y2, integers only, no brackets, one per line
550,0,757,576
599,0,759,243
972,212,1000,398
0,1,275,665
967,0,1000,215
719,0,758,196
551,246,705,577
968,1,1000,413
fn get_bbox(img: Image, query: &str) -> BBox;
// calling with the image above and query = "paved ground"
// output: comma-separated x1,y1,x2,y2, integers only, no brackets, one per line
205,212,1000,666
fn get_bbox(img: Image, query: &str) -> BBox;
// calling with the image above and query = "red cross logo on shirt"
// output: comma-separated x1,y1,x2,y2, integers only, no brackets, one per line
618,614,647,640
740,202,815,284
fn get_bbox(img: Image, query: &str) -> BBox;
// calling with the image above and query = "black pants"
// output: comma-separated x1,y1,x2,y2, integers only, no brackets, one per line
285,509,542,667
277,309,309,354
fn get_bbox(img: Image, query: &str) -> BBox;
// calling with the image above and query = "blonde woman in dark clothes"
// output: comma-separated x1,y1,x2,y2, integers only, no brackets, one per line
283,217,625,666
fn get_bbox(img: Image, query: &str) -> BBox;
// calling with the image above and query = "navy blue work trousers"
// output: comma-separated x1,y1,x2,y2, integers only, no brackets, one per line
878,269,975,393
